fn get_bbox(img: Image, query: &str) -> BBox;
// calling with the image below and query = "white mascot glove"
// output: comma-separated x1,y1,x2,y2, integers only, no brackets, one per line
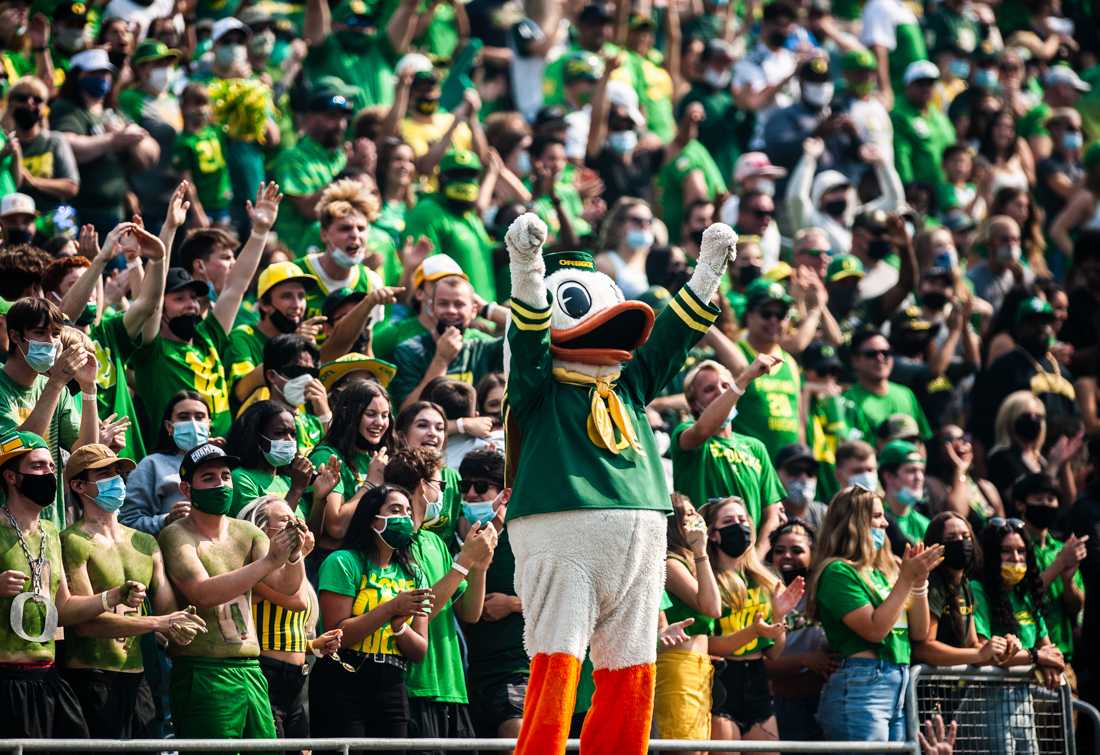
687,222,738,303
507,213,549,305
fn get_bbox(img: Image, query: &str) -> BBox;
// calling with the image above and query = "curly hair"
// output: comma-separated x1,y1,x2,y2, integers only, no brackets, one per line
383,446,443,491
42,255,91,298
924,512,982,647
977,522,1045,638
317,178,380,228
0,246,51,300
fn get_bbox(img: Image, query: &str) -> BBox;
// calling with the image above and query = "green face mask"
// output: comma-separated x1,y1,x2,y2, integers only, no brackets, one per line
374,515,415,548
76,303,97,327
444,180,479,203
190,484,233,515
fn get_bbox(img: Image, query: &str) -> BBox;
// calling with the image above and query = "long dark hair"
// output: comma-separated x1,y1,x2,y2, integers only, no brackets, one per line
226,401,293,470
154,390,210,453
343,484,418,575
925,512,982,646
667,494,695,567
977,522,1045,638
319,380,394,461
925,431,961,484
395,400,447,450
978,108,1019,163
375,137,415,207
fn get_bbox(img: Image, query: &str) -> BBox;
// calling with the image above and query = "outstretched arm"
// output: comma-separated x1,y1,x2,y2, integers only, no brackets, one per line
686,224,737,305
506,213,549,309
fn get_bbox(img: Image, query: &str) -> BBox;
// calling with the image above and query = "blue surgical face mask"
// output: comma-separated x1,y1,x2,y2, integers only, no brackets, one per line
607,129,638,154
785,478,816,506
514,149,532,176
948,58,971,80
79,75,112,100
330,247,363,268
896,485,922,508
461,500,495,526
720,405,738,429
172,420,210,452
262,437,298,467
625,228,653,250
973,68,998,90
1062,131,1084,151
92,475,127,512
24,339,58,373
423,483,444,524
871,527,886,550
849,471,878,492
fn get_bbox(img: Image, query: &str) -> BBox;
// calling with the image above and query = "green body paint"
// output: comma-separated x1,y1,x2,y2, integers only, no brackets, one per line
0,520,62,663
60,522,157,672
158,518,265,659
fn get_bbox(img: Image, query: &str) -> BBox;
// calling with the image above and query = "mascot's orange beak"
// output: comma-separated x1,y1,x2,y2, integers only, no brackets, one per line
550,301,655,366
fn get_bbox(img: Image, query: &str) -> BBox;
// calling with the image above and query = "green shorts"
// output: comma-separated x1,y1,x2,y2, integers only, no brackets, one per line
170,656,276,743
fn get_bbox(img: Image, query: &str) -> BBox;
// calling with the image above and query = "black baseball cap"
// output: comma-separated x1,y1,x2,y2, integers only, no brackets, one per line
853,209,889,234
165,267,212,297
578,2,613,24
803,341,843,374
179,443,239,482
534,105,568,130
1012,473,1060,502
322,287,367,320
775,443,815,471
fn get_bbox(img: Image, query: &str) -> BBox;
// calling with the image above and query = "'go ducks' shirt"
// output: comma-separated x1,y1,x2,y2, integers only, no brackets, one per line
318,548,425,655
729,341,801,458
670,424,786,530
806,392,871,502
173,125,232,213
505,284,719,521
815,560,910,664
404,196,496,302
129,315,232,439
714,575,775,657
389,331,504,409
971,579,1048,650
407,529,469,703
0,520,63,662
91,313,145,460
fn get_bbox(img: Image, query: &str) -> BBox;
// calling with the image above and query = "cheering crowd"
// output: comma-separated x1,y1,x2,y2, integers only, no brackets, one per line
1,0,1100,751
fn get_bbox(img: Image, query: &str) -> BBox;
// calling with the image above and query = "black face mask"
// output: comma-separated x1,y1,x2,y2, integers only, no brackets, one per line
17,472,57,507
942,538,973,570
716,522,752,559
167,313,200,341
269,309,299,334
4,227,33,245
829,285,858,315
12,107,39,130
738,265,762,287
1025,504,1058,531
1018,331,1052,358
690,228,705,248
436,317,464,336
107,50,128,69
822,198,848,218
1014,413,1043,443
868,239,893,261
921,291,949,310
780,564,809,585
767,30,788,48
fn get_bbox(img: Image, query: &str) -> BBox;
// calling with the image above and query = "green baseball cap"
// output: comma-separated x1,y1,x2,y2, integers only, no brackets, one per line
879,439,924,469
0,431,49,467
1014,296,1055,324
562,51,603,83
331,0,377,24
744,278,793,310
132,39,181,66
826,254,865,283
544,251,597,277
439,149,483,175
842,49,877,72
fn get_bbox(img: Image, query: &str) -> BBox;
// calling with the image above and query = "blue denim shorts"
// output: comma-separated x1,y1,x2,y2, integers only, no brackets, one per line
816,657,909,742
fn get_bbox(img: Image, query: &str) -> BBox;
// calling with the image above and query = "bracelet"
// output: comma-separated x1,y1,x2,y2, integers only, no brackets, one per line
288,553,302,564
316,414,332,424
910,584,929,597
452,562,470,577
457,418,466,435
694,554,709,562
83,393,98,402
100,591,112,611
392,622,409,637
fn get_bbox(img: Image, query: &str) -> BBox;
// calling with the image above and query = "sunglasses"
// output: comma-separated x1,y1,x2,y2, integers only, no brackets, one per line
799,248,829,257
10,93,43,105
757,308,788,321
859,349,893,359
459,478,497,495
990,517,1025,531
943,432,972,443
748,208,774,218
281,365,318,380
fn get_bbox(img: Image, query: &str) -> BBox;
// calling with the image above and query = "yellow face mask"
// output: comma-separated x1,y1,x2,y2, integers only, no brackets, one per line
444,180,479,203
1001,562,1027,587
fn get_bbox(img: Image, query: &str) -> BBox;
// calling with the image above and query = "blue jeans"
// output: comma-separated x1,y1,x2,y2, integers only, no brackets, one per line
816,657,909,742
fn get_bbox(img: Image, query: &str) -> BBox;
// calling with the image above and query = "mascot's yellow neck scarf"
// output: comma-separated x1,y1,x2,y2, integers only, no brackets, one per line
551,367,644,455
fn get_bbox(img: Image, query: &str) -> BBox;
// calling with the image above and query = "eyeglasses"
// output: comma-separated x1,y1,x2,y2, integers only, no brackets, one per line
859,349,893,360
458,478,496,495
9,93,43,105
757,308,788,321
799,248,829,257
989,517,1025,531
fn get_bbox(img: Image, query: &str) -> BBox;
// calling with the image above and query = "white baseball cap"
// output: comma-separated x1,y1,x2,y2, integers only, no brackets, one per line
212,17,250,43
903,60,940,85
606,80,645,128
412,254,468,289
1044,66,1091,92
0,193,36,219
69,48,116,74
395,52,434,78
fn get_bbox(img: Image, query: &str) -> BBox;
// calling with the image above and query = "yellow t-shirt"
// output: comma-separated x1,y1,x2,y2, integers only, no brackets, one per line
400,113,473,193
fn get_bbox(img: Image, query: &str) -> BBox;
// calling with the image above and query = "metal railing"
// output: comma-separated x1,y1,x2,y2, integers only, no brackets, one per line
907,664,1078,755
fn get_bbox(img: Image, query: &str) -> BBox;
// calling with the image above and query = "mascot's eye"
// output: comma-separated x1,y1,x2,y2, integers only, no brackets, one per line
557,283,592,319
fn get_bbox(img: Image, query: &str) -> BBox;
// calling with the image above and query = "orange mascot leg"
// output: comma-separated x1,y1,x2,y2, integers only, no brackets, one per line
514,652,581,755
579,663,656,755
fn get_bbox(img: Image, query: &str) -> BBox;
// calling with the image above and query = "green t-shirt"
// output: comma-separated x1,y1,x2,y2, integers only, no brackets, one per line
624,50,676,144
676,85,747,190
224,323,268,402
317,548,426,654
1033,534,1084,659
404,195,496,302
506,285,718,521
172,125,232,212
842,382,931,440
0,371,81,531
923,7,984,56
407,529,468,702
816,560,910,664
1018,101,1052,140
806,393,872,503
656,139,728,244
306,443,374,520
670,424,785,530
129,315,233,440
729,342,801,459
888,504,931,544
295,410,325,454
891,99,956,190
230,467,291,518
303,31,398,112
90,313,144,460
390,331,504,409
418,465,462,551
0,520,62,662
714,574,776,657
971,579,1048,650
663,554,716,637
372,317,497,364
272,135,348,256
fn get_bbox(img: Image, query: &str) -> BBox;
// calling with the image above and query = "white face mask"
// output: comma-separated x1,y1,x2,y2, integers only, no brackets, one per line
423,482,444,525
282,373,312,407
330,247,363,268
802,81,834,108
147,66,173,95
214,43,247,68
703,67,731,90
249,29,276,57
514,149,532,176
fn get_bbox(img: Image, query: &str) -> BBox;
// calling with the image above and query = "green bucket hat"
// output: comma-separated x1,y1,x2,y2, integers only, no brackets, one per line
544,251,597,277
440,149,483,174
826,254,865,283
132,39,181,66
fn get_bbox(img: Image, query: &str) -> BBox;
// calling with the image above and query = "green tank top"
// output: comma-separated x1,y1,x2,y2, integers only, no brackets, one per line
663,555,717,636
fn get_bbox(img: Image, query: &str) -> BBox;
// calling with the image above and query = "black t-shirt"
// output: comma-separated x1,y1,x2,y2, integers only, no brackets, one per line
585,146,665,208
1036,156,1082,224
928,577,975,648
891,356,976,428
986,446,1033,510
968,348,1078,448
1062,286,1100,352
1069,491,1100,671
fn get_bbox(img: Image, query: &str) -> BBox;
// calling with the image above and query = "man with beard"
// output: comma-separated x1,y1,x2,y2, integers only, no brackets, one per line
390,272,504,410
130,182,281,441
970,296,1080,450
224,261,322,406
272,86,355,255
404,150,496,301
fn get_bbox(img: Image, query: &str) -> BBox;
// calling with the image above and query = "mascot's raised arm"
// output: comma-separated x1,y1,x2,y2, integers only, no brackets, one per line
502,212,737,755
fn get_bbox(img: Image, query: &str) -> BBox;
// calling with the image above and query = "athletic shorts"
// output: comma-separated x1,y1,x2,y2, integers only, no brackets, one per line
169,656,276,742
0,663,89,742
712,658,774,733
655,648,713,740
469,672,528,737
408,697,475,755
62,667,154,739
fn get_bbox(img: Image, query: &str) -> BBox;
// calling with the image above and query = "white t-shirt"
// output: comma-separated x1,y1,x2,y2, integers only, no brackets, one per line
860,0,918,50
104,0,175,40
734,43,799,149
564,106,592,161
846,96,894,164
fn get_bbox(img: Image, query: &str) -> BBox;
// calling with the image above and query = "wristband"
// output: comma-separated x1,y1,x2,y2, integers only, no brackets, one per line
452,562,470,577
392,622,409,637
101,591,112,611
83,393,98,402
457,418,465,435
288,553,302,564
316,414,332,424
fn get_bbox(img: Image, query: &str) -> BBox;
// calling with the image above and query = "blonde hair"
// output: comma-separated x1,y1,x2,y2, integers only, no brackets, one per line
703,497,779,609
317,178,380,228
992,390,1045,453
6,76,49,104
682,359,733,409
808,486,898,617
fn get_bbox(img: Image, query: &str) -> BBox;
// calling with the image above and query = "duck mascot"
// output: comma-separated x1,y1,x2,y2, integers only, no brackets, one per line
502,212,738,755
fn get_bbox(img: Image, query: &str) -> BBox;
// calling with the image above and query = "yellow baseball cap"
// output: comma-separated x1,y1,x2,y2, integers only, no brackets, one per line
412,254,467,290
256,261,320,300
320,353,398,390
